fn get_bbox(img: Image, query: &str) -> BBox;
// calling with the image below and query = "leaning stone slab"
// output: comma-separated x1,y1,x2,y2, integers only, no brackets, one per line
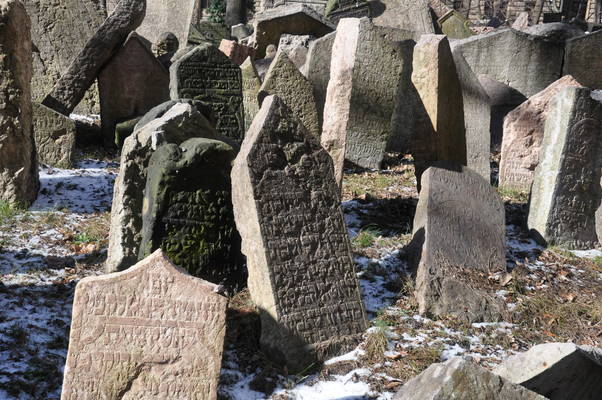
106,102,220,273
563,29,602,90
324,0,370,25
451,28,564,98
437,10,474,39
241,57,262,133
278,34,315,70
0,0,38,206
42,0,146,116
231,95,367,372
99,32,170,148
258,50,320,137
188,21,230,47
528,87,602,249
371,0,434,34
218,39,256,65
394,357,547,400
494,343,602,400
33,103,76,169
61,249,228,400
301,32,335,130
139,138,245,292
412,163,506,322
499,75,582,191
170,43,245,144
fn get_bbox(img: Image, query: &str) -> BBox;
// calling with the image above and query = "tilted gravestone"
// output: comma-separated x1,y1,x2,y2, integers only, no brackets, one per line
106,102,220,273
139,138,245,292
528,87,602,249
563,29,602,90
231,95,367,372
23,0,105,114
188,21,230,47
42,0,146,116
324,0,370,25
322,17,415,186
99,32,170,148
0,0,39,206
278,34,315,70
258,50,320,137
218,39,256,66
61,250,228,400
241,57,261,133
170,43,245,144
499,76,582,191
437,10,474,39
371,0,434,34
301,32,335,130
412,162,506,322
33,103,76,169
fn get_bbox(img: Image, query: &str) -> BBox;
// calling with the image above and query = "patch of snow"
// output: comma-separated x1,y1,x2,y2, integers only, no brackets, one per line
571,249,602,258
324,347,365,365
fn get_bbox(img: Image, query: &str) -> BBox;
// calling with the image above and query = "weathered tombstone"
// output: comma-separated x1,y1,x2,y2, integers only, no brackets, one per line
451,28,564,98
258,0,328,13
0,0,38,206
278,34,315,70
154,32,180,69
371,0,435,34
33,103,76,169
218,39,256,65
528,87,602,249
255,44,277,80
437,10,474,39
512,11,531,30
188,21,230,47
61,249,228,400
231,95,367,372
42,0,146,116
106,0,196,48
301,32,335,130
324,0,370,25
139,138,245,292
452,50,491,181
258,50,320,137
99,32,170,148
241,57,262,132
170,43,245,144
106,102,220,273
563,29,602,90
231,23,253,41
412,162,506,322
411,35,467,186
499,76,582,191
322,17,415,186
23,0,105,114
252,4,335,58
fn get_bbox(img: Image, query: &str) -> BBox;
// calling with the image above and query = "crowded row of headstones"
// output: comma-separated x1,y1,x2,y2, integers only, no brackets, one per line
2,0,602,398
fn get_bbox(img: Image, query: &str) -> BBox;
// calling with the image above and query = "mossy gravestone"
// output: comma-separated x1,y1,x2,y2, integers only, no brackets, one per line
139,138,245,292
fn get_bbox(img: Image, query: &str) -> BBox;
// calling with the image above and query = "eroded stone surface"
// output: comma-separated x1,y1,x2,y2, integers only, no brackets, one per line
437,10,474,39
33,103,76,169
325,0,370,25
564,29,602,90
301,32,334,130
61,249,228,400
218,39,256,66
231,95,367,372
499,75,582,191
188,21,230,47
371,0,434,34
277,34,315,70
528,87,602,249
241,57,261,133
0,0,39,205
170,43,244,144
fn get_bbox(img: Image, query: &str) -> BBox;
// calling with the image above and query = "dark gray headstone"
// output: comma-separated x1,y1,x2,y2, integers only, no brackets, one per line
563,29,602,90
301,32,335,130
33,103,76,169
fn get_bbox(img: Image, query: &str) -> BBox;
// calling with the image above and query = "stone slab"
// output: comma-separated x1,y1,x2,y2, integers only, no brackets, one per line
241,57,261,133
301,32,335,130
563,29,602,90
278,34,315,70
33,103,76,169
188,21,230,47
437,10,474,39
219,39,256,65
371,0,434,34
325,0,370,25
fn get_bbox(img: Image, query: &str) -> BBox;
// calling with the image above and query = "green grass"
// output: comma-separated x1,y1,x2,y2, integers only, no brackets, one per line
0,200,24,225
496,186,529,203
353,226,381,249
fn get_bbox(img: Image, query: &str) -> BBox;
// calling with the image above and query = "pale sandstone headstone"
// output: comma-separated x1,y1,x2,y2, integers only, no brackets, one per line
412,162,506,322
0,0,39,205
528,87,602,249
33,103,76,169
371,0,434,34
170,43,245,144
106,102,220,273
61,249,228,400
139,138,245,292
301,32,335,130
42,0,146,116
512,11,531,30
258,50,320,137
277,34,315,70
437,10,474,39
231,95,367,372
98,32,170,148
563,29,602,90
499,75,582,191
241,57,262,133
218,39,256,65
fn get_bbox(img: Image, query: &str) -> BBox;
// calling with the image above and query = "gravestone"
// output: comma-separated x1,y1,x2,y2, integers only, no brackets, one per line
106,0,196,48
23,0,105,114
231,23,253,41
528,87,602,249
278,34,315,70
255,44,277,81
258,50,320,137
322,17,415,186
218,39,256,65
139,138,245,292
42,0,146,116
437,10,474,39
499,76,582,191
231,95,367,372
33,103,76,169
411,35,467,186
301,32,335,130
325,0,370,25
106,102,220,273
99,32,170,148
563,29,602,90
371,0,435,34
61,250,227,400
412,162,506,322
188,21,230,47
258,0,328,13
512,11,530,30
170,43,245,144
0,0,38,206
241,57,261,132
451,28,564,98
154,32,180,69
